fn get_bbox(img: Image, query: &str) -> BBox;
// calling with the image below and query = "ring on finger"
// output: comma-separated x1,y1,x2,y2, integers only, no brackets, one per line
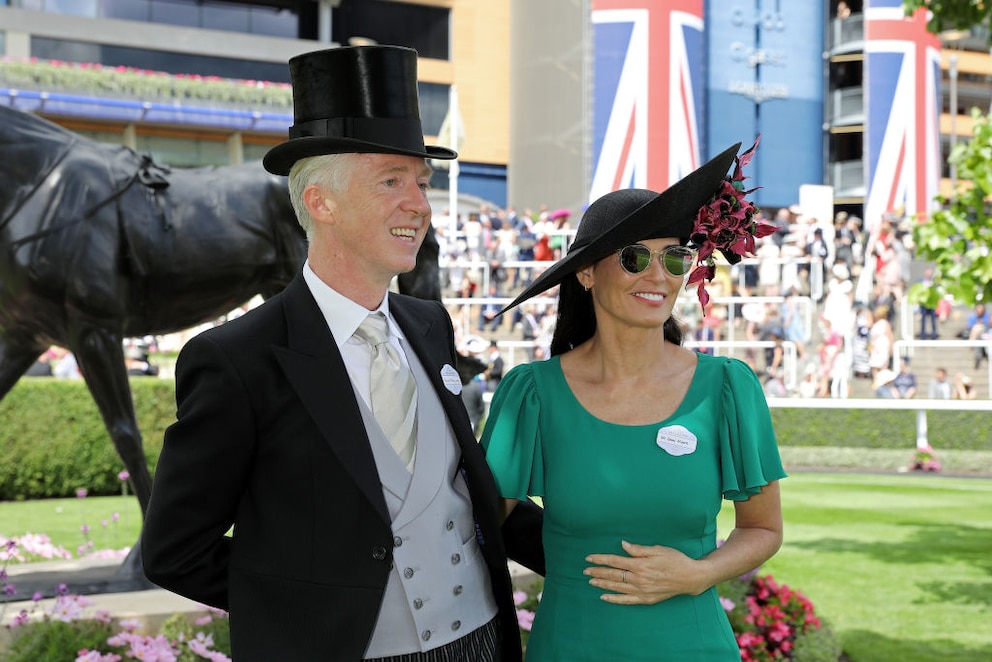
621,570,627,583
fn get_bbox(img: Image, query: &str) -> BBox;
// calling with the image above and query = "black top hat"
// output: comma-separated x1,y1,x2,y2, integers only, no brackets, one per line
263,45,456,175
501,143,741,313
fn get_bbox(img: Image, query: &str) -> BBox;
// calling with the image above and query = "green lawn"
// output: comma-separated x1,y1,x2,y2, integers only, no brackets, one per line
718,472,992,662
2,473,991,661
0,494,142,558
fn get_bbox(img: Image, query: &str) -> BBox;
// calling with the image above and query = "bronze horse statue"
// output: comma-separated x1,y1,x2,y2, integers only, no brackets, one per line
0,106,445,579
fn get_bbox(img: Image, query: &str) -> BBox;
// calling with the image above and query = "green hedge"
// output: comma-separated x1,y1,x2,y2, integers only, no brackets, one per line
770,407,991,451
0,380,988,501
0,379,174,501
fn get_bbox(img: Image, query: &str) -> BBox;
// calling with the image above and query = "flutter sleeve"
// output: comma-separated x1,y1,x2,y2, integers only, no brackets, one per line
480,363,545,499
717,357,788,500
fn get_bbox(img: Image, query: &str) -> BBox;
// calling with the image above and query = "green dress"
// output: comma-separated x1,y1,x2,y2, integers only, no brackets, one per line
481,352,787,661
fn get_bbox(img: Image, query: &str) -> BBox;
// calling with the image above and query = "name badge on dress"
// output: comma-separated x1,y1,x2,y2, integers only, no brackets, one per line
656,425,697,456
440,363,462,394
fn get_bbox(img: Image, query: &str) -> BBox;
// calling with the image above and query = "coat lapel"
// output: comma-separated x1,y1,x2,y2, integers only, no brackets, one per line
272,276,390,524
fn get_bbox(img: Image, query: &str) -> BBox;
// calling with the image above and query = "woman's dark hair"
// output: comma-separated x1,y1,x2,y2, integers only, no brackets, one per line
549,270,685,356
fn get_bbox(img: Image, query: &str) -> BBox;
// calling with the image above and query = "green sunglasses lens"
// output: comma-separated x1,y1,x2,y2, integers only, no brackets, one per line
663,247,693,276
618,245,694,276
619,245,652,273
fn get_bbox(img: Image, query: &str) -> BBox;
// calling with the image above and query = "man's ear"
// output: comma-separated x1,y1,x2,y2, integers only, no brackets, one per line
303,184,334,224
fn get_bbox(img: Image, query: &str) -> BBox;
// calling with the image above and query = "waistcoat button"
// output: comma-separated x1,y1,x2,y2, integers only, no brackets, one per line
404,567,415,579
450,553,461,565
372,546,387,561
422,630,432,642
393,536,403,547
446,520,454,530
413,598,423,610
453,585,463,596
452,620,461,631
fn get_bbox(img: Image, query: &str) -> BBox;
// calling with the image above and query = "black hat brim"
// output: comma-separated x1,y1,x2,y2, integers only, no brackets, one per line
263,137,456,176
500,143,740,314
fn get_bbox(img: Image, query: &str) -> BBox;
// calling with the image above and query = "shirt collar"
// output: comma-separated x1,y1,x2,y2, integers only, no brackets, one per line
302,261,406,349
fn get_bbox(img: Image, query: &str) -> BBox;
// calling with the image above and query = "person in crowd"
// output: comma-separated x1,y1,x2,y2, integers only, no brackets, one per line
966,303,990,369
872,369,899,398
124,345,159,376
917,268,939,340
868,304,894,379
484,340,504,392
953,372,978,400
816,317,843,398
892,356,917,399
833,211,854,273
822,263,854,337
142,45,543,662
928,367,953,400
481,143,785,660
24,348,56,377
478,284,503,333
53,350,82,379
780,286,808,361
459,355,487,437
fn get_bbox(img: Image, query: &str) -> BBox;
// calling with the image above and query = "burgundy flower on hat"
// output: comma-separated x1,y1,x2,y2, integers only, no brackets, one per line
687,136,777,308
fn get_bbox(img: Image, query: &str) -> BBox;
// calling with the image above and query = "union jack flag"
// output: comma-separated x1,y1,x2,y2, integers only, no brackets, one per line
864,0,941,230
590,1,704,203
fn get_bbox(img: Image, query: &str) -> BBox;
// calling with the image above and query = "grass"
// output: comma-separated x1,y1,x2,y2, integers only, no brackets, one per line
0,495,142,557
718,472,992,662
2,474,991,661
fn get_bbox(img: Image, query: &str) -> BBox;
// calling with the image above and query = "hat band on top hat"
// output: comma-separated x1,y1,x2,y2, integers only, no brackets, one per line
290,116,428,152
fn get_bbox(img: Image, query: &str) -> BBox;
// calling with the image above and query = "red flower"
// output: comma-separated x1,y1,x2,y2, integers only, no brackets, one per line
687,136,778,307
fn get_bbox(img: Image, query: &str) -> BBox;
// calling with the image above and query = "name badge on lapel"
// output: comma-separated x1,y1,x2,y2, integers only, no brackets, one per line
441,363,462,394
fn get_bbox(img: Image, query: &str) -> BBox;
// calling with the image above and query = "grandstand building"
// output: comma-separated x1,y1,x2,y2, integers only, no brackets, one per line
0,0,990,222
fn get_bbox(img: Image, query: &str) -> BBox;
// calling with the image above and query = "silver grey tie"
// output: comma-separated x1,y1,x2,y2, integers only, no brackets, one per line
354,313,417,468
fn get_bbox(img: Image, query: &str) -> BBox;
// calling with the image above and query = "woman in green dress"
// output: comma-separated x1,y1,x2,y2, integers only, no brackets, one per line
481,141,786,661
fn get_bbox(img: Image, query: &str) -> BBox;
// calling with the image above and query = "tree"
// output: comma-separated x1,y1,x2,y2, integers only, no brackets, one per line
910,109,992,308
903,1,991,36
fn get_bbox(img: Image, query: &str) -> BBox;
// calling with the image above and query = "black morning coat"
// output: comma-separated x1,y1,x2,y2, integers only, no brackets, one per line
143,274,545,661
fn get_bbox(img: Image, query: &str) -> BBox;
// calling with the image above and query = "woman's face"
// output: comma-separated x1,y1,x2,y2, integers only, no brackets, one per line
577,237,688,331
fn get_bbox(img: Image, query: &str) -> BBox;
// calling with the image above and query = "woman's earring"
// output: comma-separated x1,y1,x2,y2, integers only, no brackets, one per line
584,285,590,292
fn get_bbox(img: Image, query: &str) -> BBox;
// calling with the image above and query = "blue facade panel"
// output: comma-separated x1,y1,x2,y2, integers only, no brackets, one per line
705,1,824,210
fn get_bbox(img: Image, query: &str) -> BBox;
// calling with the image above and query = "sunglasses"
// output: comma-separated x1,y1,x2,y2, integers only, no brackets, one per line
616,244,696,277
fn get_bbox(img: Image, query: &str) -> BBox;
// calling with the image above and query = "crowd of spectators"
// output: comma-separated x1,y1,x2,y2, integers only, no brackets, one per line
437,202,985,400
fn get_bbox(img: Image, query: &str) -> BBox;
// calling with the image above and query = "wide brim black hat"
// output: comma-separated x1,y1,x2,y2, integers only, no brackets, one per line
501,143,741,313
263,45,456,176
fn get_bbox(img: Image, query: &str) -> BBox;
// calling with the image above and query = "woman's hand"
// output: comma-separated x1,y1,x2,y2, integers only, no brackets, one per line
584,540,704,605
584,482,783,605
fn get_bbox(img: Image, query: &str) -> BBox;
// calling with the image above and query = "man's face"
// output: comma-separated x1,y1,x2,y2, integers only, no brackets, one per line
324,153,433,282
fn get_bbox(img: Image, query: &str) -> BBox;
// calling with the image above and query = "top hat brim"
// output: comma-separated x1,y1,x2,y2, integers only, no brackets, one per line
263,137,456,176
500,143,740,314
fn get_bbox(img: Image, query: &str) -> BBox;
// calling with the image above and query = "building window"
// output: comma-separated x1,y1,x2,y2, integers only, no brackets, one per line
419,83,448,137
332,0,450,61
135,133,230,167
92,0,299,39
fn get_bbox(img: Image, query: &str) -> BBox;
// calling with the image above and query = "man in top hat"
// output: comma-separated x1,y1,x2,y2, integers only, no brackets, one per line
142,45,543,662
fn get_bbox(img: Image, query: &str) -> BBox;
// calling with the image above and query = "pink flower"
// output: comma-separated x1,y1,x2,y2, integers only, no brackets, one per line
513,589,528,606
118,471,130,482
516,608,535,631
76,488,88,499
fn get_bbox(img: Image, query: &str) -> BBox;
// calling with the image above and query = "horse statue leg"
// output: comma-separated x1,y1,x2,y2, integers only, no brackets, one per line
0,336,48,406
69,323,154,582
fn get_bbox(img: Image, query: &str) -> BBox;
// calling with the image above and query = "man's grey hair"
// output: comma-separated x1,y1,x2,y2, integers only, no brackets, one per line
287,153,354,241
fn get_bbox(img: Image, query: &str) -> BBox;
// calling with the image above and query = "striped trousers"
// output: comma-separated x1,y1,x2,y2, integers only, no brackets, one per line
365,616,501,662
